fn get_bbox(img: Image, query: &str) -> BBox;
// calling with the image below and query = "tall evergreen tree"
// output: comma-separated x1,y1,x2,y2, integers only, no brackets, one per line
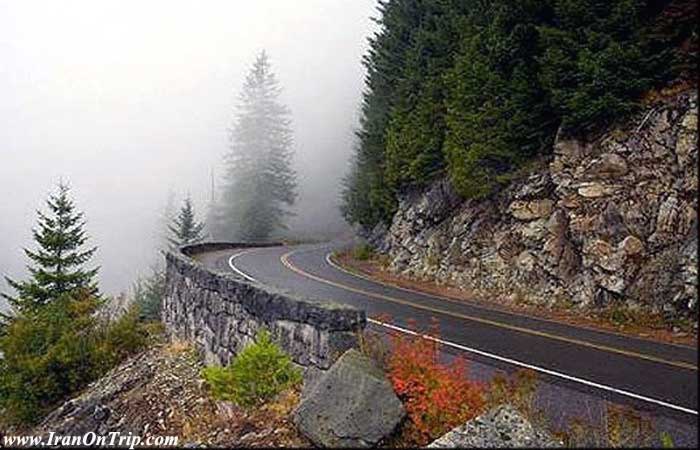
216,51,297,241
205,167,218,241
2,183,99,314
168,196,206,247
342,0,424,228
342,0,695,230
444,0,556,198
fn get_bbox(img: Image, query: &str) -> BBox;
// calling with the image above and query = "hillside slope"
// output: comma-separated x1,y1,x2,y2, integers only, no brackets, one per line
28,343,307,447
372,90,697,327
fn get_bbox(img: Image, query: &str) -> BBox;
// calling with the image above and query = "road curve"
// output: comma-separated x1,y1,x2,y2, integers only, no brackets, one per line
196,242,698,423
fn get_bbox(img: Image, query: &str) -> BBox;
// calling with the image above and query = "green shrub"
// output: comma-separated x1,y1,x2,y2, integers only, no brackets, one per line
660,431,675,448
0,291,150,425
202,330,302,408
352,244,374,261
93,306,150,369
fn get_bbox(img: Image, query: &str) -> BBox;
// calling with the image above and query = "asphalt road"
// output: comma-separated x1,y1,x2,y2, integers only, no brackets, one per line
196,242,698,425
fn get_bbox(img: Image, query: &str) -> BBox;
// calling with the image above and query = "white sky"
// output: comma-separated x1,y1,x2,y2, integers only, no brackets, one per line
0,0,377,300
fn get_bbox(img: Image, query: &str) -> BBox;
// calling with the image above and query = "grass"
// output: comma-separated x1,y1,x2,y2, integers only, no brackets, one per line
554,403,658,448
352,243,375,261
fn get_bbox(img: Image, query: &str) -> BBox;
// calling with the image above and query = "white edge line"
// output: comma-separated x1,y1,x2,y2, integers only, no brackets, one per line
320,251,698,416
228,250,259,283
367,318,698,416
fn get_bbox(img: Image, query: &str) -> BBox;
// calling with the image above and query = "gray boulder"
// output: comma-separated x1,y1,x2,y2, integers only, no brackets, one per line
428,404,562,448
293,349,405,447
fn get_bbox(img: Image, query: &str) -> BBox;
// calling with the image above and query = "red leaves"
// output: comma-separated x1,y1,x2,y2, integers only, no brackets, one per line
386,319,485,445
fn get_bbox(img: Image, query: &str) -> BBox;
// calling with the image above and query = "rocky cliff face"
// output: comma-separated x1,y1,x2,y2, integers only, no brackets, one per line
378,90,698,322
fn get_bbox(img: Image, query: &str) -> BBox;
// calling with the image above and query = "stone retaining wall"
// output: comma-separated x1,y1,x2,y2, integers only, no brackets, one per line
163,243,366,369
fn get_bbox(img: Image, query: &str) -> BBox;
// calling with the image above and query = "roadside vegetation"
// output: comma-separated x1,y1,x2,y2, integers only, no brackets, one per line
0,184,161,427
386,319,485,445
358,319,676,448
338,245,696,345
202,329,302,408
352,243,375,261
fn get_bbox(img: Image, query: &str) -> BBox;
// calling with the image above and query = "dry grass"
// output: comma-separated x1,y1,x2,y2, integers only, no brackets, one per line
357,327,392,371
554,403,657,448
164,338,193,356
641,80,696,105
336,251,697,346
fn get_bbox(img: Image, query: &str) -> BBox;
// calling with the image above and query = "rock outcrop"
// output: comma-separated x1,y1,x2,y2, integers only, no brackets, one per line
293,349,405,447
379,90,698,322
428,404,561,448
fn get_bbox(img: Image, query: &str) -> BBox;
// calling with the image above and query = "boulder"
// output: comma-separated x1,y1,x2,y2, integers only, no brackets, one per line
366,221,389,253
576,182,615,198
583,153,629,179
292,349,405,447
509,199,554,221
428,404,562,448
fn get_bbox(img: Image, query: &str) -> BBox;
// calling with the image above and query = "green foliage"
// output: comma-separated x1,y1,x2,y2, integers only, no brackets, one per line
352,244,374,261
0,291,149,425
341,0,424,228
168,196,206,247
660,431,675,448
93,306,150,369
2,183,99,315
444,1,556,198
213,51,297,242
202,330,302,408
342,0,696,229
539,0,669,134
132,266,166,322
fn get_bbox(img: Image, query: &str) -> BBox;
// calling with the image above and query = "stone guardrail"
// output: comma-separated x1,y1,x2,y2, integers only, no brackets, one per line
163,242,366,369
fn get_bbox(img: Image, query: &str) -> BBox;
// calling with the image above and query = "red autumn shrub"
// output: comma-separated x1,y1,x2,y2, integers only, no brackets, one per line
387,319,486,445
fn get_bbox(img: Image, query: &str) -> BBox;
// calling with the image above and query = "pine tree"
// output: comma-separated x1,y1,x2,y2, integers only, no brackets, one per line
168,196,206,247
342,0,695,231
2,183,99,314
216,51,297,241
444,0,556,198
342,0,424,228
205,167,218,241
132,265,165,322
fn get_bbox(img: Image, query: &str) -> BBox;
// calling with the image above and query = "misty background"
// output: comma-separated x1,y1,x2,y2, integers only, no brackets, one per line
0,0,376,306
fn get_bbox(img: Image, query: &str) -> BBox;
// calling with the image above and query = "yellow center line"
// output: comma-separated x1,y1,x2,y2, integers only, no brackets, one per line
280,249,697,372
327,252,697,352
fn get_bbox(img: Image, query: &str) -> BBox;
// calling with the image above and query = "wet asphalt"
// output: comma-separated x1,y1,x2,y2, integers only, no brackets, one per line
196,243,698,446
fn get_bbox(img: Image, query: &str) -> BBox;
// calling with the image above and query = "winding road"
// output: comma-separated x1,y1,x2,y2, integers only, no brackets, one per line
195,242,698,426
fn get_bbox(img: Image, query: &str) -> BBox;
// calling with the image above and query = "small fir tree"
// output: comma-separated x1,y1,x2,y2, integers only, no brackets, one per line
168,196,206,247
131,266,165,322
2,183,99,315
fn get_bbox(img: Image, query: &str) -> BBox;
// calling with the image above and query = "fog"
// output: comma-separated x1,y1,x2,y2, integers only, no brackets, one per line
0,0,376,304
